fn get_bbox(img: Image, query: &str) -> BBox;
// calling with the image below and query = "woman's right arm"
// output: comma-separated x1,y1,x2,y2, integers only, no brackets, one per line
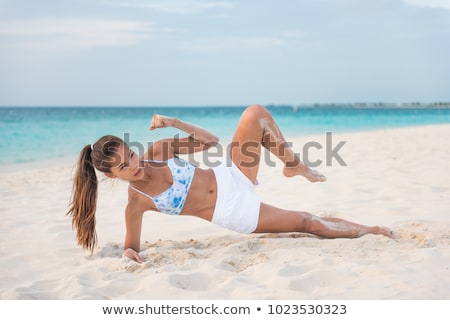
123,203,145,263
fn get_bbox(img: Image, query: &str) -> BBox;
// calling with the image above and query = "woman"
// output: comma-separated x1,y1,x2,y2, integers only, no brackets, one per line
67,104,392,263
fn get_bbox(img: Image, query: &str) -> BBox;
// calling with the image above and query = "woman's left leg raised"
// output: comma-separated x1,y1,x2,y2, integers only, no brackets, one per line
230,104,326,183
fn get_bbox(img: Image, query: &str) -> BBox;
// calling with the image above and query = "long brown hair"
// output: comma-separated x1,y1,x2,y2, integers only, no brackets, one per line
67,135,124,253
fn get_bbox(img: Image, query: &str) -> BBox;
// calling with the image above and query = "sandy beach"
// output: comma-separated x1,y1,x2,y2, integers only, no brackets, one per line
1,124,449,300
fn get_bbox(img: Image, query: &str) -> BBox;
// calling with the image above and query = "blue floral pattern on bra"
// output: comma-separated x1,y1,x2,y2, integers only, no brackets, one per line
129,158,195,215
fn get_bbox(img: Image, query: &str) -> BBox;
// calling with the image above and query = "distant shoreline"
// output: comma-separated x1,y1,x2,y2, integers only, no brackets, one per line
1,102,450,109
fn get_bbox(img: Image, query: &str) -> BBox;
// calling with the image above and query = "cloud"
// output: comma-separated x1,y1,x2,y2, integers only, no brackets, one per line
403,0,450,10
0,18,156,50
103,0,234,14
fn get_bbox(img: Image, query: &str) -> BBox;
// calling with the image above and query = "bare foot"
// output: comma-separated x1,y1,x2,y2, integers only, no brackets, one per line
370,226,394,238
283,166,327,182
305,168,327,182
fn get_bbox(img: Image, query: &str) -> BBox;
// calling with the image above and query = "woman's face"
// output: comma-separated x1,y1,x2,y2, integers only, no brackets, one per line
108,143,145,181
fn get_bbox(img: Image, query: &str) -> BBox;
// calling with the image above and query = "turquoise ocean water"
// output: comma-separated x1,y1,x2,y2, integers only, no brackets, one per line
1,105,450,166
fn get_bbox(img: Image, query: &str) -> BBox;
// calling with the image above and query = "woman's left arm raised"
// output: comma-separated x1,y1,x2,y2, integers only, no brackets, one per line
149,114,219,155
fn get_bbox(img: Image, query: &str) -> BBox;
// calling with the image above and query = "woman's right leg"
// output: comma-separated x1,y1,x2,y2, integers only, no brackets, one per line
254,203,393,238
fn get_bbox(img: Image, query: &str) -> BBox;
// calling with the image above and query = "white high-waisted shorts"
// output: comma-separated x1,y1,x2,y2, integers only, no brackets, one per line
211,158,261,233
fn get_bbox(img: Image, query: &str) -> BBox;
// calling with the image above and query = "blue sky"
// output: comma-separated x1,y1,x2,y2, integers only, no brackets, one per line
0,0,449,106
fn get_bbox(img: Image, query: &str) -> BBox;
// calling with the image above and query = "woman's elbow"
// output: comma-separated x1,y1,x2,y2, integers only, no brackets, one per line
205,136,219,148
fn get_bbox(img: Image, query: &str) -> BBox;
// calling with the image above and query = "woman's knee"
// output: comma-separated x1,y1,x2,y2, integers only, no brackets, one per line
242,104,270,120
296,213,320,233
276,210,315,233
305,216,333,235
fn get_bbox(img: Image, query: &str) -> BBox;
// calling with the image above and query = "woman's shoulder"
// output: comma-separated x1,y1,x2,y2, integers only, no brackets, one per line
127,186,155,213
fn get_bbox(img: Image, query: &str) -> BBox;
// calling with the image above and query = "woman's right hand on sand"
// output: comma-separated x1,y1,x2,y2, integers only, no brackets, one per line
123,248,143,263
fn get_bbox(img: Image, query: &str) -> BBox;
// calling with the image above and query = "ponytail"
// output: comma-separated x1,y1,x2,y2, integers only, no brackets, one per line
67,145,98,253
67,135,123,254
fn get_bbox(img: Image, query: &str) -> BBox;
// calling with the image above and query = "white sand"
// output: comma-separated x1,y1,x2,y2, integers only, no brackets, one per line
0,124,449,299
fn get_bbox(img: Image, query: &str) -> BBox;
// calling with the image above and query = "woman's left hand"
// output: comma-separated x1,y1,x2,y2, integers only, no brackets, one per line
149,114,175,130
